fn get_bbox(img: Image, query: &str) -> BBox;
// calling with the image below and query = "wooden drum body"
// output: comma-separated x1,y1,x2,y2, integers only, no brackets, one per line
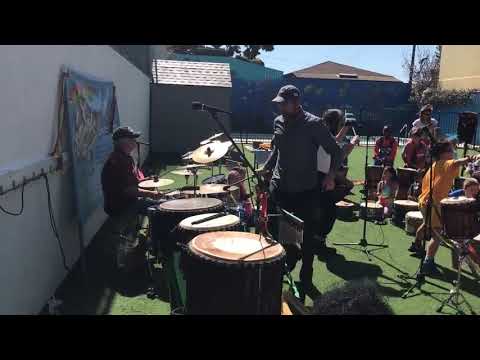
148,198,224,255
396,168,418,200
392,200,419,226
405,211,423,235
366,165,383,188
359,202,383,221
184,231,286,315
440,197,477,240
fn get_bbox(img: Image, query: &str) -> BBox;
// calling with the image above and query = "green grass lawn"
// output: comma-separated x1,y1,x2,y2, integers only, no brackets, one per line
53,145,480,315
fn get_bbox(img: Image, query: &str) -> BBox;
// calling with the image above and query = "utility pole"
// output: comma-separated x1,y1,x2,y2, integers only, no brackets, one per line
408,45,416,94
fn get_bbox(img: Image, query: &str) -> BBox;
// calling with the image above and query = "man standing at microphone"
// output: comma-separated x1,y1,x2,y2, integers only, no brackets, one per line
260,85,343,292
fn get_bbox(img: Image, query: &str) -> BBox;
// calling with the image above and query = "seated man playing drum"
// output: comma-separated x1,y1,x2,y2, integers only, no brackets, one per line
101,126,162,221
373,126,398,167
402,127,427,170
409,141,476,275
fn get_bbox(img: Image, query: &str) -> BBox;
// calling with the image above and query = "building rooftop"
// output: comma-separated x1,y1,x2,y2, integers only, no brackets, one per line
286,61,402,82
152,59,232,88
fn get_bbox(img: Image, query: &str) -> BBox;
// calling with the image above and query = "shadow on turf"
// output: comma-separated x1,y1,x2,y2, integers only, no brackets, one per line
323,248,427,298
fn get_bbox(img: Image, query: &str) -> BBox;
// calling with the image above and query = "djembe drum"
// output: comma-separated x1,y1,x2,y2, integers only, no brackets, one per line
336,201,355,221
183,231,286,315
366,165,383,200
440,196,478,241
359,202,383,221
392,200,419,226
148,198,224,255
405,211,423,235
396,168,417,200
176,213,241,245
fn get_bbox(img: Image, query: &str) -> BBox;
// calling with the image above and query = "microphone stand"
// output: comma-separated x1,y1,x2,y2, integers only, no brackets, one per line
333,131,388,261
398,127,436,298
203,110,272,238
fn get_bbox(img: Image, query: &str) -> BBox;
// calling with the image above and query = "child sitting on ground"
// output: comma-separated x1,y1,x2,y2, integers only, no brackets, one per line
376,166,399,217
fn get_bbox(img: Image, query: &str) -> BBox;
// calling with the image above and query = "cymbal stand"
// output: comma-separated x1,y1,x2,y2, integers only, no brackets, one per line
191,168,198,198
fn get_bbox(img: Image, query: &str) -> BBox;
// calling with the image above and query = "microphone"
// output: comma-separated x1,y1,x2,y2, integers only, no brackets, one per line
192,101,232,115
137,141,150,146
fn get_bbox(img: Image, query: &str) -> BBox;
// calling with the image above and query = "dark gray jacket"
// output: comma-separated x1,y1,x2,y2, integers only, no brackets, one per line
264,109,343,193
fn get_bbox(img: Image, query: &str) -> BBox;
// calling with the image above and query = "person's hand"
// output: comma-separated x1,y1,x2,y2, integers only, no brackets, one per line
322,175,335,191
351,135,360,146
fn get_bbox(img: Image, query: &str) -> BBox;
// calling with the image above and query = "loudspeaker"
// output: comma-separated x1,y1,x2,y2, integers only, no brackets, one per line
457,112,478,144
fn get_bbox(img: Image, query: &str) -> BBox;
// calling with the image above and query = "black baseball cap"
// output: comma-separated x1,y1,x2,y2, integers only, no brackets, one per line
112,126,141,141
272,85,301,103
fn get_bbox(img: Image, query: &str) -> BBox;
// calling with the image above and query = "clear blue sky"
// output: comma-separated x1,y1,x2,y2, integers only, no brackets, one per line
258,45,437,82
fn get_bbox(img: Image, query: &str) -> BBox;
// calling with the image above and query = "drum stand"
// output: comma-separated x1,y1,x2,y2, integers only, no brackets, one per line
333,133,388,261
437,239,476,314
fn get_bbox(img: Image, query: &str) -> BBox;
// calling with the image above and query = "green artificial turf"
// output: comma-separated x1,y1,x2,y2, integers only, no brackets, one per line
53,145,480,315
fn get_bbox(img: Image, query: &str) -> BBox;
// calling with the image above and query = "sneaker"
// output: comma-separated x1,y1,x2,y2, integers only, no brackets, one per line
408,242,422,253
421,259,441,276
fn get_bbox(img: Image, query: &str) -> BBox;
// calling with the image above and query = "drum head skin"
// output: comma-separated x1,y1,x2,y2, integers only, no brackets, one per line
183,184,239,196
336,201,354,207
189,231,284,262
406,211,423,220
440,196,476,205
360,202,383,209
138,178,174,189
394,200,419,207
159,198,222,212
180,213,240,231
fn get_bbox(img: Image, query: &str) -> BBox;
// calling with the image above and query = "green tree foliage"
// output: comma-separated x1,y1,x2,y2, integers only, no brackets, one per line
167,45,274,61
403,45,476,106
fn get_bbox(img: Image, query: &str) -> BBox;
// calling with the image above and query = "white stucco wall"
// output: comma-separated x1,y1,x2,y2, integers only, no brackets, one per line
0,45,150,314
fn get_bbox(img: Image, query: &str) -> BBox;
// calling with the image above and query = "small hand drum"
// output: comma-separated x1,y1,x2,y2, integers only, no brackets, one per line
405,211,423,235
359,202,383,221
392,200,419,226
336,201,355,221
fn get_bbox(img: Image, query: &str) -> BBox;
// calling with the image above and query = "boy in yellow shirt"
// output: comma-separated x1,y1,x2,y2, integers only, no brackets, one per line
413,141,476,275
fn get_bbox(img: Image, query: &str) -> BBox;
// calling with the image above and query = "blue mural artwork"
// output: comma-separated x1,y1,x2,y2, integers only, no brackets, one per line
64,68,120,226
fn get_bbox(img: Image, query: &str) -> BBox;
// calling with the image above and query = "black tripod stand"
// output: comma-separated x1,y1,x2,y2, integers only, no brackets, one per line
398,128,436,298
333,133,388,261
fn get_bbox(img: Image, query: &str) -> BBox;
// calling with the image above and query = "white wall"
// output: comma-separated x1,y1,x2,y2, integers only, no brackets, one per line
0,45,150,314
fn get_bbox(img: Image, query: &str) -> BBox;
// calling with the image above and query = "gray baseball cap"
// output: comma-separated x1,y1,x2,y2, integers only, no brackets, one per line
272,85,301,103
112,126,141,141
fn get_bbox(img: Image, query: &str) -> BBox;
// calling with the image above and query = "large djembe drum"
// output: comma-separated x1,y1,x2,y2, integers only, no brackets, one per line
183,231,286,315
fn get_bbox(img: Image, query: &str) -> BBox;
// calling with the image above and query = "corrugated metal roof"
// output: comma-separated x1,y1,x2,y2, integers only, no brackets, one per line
152,59,232,88
286,61,402,82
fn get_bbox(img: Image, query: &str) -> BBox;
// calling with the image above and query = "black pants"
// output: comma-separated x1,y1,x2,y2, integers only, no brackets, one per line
315,173,337,238
270,186,317,284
